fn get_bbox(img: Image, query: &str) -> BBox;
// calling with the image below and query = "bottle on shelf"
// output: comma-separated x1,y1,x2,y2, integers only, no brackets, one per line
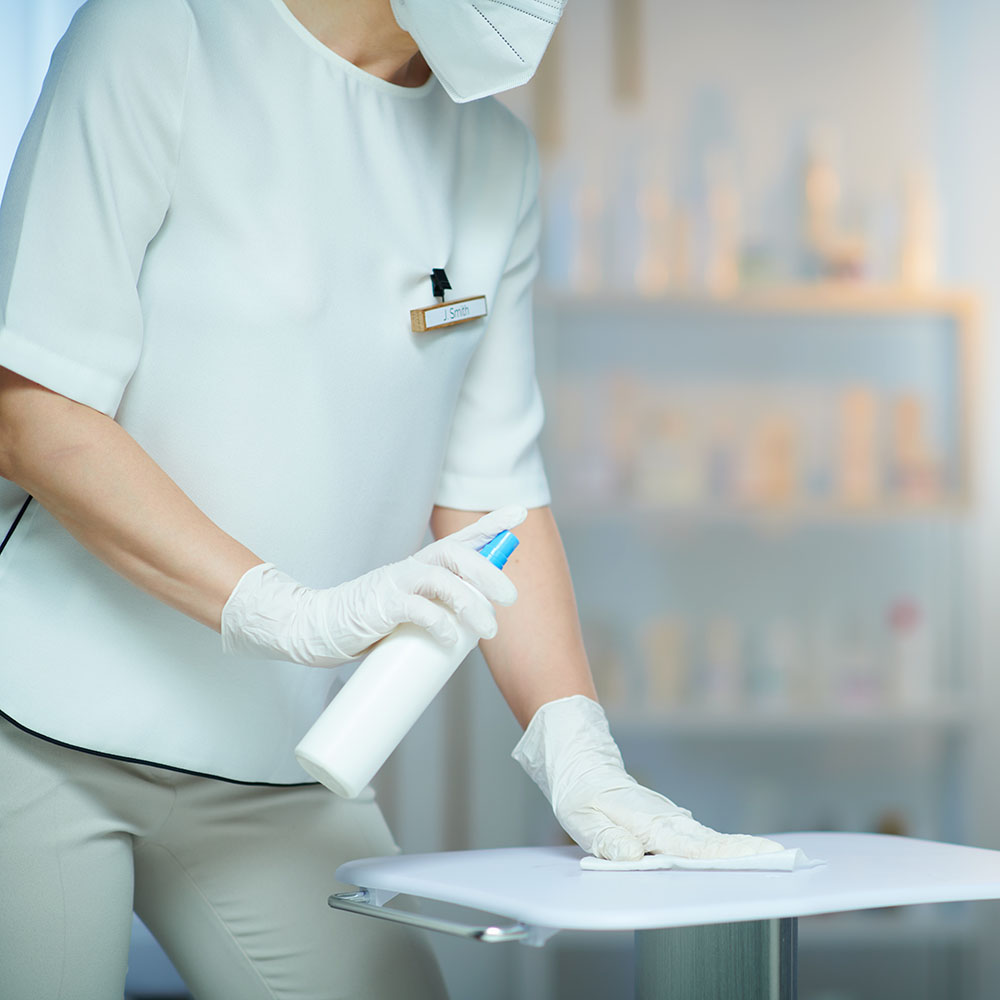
829,610,882,710
633,151,674,298
699,616,744,710
704,151,742,297
889,392,940,503
748,618,801,709
898,165,939,289
801,125,867,280
836,385,881,506
568,161,607,294
887,599,935,707
640,616,689,709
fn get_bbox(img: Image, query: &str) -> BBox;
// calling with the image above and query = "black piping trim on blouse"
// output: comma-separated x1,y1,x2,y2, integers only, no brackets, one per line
0,498,318,788
0,708,319,788
0,494,32,557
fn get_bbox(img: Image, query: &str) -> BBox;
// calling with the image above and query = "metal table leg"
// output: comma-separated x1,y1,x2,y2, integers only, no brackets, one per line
635,918,798,1000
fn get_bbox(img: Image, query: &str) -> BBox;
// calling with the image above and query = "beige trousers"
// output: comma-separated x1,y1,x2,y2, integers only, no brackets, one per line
0,715,447,1000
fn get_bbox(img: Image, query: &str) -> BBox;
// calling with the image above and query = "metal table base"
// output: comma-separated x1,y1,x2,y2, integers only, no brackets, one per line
636,919,797,1000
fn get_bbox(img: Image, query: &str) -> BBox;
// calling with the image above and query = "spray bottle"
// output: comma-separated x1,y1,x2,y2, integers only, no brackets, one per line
294,530,519,797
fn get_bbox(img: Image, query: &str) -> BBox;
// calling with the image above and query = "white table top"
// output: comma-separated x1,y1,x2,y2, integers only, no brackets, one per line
336,833,1000,932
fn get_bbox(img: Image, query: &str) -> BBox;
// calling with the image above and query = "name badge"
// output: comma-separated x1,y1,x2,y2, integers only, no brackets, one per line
411,294,488,333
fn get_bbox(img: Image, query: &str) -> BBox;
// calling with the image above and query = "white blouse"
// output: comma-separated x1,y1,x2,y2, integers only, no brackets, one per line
0,0,549,783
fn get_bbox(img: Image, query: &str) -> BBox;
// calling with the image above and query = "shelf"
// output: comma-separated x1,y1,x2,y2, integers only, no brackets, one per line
537,283,979,319
539,281,982,523
553,498,972,526
606,702,973,739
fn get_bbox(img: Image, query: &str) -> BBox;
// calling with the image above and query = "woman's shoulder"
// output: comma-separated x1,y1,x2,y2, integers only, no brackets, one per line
58,0,195,72
67,0,194,40
40,0,194,118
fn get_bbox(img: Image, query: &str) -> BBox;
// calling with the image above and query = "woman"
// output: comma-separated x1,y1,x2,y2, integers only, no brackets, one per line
0,0,778,996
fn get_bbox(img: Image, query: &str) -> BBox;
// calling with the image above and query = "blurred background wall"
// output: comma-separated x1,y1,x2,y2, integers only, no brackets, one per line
4,2,1000,998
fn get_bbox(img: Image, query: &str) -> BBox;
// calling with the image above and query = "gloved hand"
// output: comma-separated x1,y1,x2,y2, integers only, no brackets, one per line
512,695,784,862
221,506,526,667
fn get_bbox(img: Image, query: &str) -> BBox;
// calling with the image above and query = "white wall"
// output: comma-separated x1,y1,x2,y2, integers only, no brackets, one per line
928,1,1000,994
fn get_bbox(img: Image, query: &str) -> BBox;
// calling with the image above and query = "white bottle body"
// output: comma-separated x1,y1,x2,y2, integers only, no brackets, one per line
294,617,477,798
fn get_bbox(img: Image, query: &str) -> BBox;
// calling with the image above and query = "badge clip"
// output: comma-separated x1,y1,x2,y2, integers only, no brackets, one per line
411,268,488,333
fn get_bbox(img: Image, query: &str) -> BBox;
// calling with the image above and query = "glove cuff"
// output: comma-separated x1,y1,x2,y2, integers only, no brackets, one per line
511,694,623,802
221,562,280,657
220,562,353,666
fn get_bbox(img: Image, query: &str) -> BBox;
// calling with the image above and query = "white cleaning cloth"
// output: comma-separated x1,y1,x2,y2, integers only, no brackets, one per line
580,848,822,872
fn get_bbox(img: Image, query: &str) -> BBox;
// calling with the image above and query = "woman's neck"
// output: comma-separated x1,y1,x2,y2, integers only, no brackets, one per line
280,0,430,86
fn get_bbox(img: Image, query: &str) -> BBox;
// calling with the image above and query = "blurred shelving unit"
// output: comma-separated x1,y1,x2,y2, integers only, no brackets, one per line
533,278,980,764
607,701,973,738
540,282,978,313
518,279,983,1000
537,283,980,508
555,499,972,525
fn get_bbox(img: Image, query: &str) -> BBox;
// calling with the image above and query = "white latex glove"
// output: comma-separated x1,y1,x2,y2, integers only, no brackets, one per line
512,695,784,862
221,506,526,667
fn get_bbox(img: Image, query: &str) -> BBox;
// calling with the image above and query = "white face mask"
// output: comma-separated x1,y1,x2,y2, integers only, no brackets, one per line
390,0,567,104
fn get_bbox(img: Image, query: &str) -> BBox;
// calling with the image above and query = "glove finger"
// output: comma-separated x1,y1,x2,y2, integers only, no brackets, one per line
443,505,528,549
588,823,647,862
559,805,646,862
687,834,785,860
399,595,460,646
430,543,518,607
646,815,783,860
409,566,498,639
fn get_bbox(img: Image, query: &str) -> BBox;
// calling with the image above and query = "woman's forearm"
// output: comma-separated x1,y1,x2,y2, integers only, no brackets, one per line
430,504,598,727
0,368,262,629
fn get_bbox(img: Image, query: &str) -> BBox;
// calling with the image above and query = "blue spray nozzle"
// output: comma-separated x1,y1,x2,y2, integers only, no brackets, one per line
478,529,519,570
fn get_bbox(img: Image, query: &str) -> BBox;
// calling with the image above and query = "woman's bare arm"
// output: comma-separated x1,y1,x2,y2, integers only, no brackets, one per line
0,367,261,628
430,503,598,727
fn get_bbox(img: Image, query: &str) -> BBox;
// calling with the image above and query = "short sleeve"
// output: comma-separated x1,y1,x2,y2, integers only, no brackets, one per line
434,125,551,511
0,0,193,416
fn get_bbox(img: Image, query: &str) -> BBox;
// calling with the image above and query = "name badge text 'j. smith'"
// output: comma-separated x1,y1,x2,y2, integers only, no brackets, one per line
411,295,488,333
